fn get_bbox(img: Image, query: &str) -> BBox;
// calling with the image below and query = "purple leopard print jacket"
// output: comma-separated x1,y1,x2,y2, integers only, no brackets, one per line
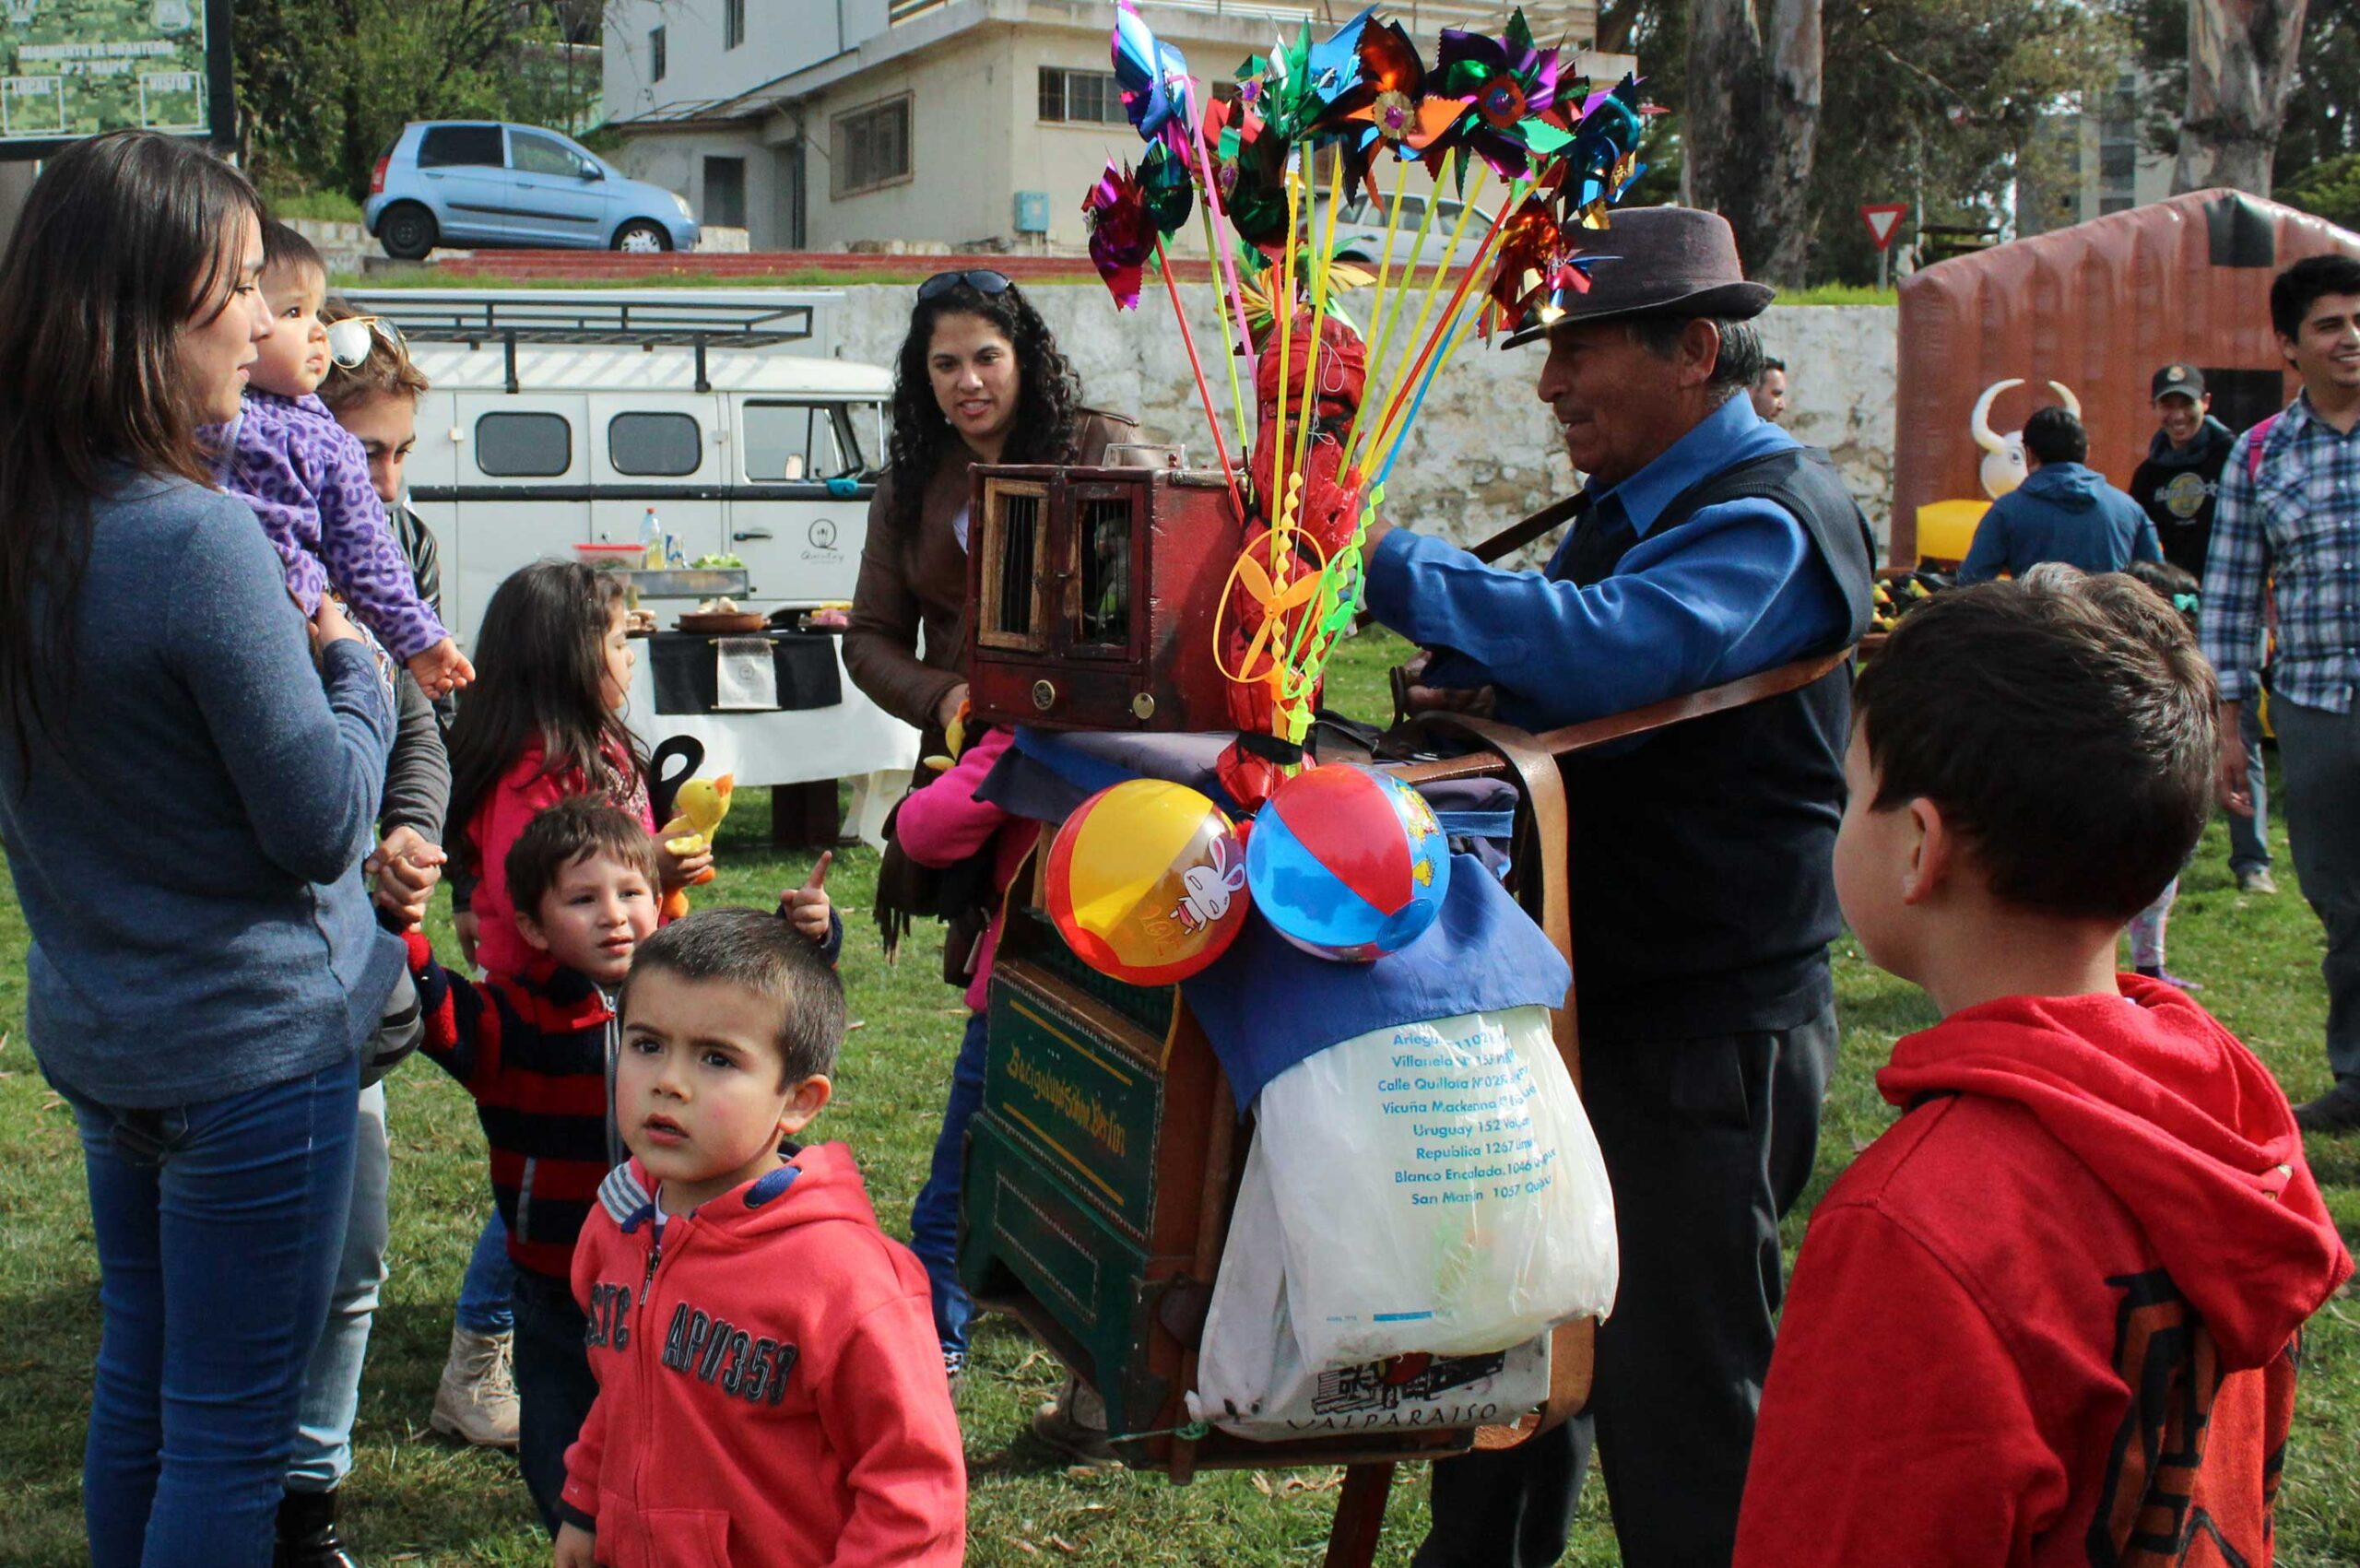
212,390,449,662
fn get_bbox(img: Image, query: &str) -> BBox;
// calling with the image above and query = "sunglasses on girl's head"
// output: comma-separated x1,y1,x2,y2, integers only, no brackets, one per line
324,314,408,370
917,268,1014,302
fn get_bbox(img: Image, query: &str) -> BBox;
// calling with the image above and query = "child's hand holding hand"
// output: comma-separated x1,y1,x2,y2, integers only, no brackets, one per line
367,827,446,931
781,852,833,944
551,1521,597,1568
407,637,475,700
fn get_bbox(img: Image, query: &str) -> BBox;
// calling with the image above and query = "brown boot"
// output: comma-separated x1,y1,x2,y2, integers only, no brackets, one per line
429,1324,519,1449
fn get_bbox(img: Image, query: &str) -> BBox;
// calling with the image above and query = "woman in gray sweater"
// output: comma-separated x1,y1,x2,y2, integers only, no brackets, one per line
0,134,403,1568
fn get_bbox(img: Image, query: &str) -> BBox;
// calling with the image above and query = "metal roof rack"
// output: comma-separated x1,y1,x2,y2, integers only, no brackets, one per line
343,291,819,395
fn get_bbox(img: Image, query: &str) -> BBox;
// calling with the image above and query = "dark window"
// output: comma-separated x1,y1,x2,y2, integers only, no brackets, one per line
418,124,504,170
650,25,667,82
725,0,745,48
608,412,702,477
986,490,1044,646
703,156,747,229
833,97,911,197
1039,66,1129,125
511,130,583,178
476,412,572,477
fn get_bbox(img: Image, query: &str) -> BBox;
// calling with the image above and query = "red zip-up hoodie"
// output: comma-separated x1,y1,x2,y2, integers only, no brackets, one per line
560,1144,965,1567
1737,977,2351,1567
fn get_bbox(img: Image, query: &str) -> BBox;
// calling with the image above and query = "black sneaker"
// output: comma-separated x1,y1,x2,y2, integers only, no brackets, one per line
275,1489,359,1568
2294,1083,2360,1134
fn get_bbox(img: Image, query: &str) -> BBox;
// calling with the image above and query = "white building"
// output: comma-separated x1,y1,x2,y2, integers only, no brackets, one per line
2018,71,2177,238
601,0,1622,252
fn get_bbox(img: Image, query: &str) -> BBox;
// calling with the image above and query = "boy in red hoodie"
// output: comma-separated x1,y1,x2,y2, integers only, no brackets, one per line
1735,568,2353,1567
554,908,965,1568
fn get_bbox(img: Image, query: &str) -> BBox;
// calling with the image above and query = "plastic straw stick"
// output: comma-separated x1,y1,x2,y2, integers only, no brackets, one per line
1374,301,1481,489
1154,235,1245,523
1290,145,1345,497
1347,161,1488,478
1179,77,1253,454
1270,157,1301,567
1356,169,1500,472
1363,204,1512,470
1174,79,1255,398
1340,158,1414,473
1347,150,1451,471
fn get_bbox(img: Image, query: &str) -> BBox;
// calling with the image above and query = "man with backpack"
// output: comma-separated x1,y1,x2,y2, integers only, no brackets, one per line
2202,253,2360,1133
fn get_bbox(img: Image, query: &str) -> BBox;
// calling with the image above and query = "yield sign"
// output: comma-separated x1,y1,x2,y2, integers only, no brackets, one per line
1860,203,1908,251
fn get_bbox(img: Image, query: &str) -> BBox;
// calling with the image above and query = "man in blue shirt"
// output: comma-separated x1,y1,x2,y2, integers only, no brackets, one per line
1362,206,1873,1568
1956,407,2162,583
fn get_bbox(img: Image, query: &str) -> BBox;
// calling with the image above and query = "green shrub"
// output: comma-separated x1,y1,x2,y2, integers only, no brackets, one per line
262,187,366,225
2280,152,2360,234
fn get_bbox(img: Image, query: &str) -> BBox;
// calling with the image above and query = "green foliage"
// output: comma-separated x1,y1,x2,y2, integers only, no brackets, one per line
235,0,602,202
262,187,367,224
2280,151,2360,230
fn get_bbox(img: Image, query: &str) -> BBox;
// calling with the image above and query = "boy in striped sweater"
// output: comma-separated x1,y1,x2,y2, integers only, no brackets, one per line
409,799,840,1527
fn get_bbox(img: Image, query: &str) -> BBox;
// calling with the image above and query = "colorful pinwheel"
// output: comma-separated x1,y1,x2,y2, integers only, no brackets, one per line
1083,160,1155,309
1428,13,1562,179
1112,0,1196,154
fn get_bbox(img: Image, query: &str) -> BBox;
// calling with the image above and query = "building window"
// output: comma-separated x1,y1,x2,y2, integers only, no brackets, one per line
649,25,666,82
832,96,911,197
725,0,744,50
1039,66,1129,125
608,412,702,477
703,156,747,229
475,412,572,477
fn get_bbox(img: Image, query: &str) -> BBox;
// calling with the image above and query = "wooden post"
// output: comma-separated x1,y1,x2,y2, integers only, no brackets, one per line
1322,1463,1398,1568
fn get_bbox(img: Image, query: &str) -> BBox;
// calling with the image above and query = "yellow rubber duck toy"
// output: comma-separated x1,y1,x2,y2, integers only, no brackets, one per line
659,772,733,921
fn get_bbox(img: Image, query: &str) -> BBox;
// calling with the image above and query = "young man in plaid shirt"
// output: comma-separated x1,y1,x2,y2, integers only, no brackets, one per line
2201,253,2360,1132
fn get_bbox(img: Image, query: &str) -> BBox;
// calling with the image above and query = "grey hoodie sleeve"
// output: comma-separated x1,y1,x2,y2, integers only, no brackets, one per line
378,672,451,844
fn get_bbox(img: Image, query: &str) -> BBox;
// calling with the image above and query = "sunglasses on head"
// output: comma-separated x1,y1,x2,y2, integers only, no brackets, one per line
917,269,1014,302
324,314,408,371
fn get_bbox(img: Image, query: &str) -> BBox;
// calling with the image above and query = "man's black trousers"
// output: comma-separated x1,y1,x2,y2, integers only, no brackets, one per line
1410,1001,1842,1568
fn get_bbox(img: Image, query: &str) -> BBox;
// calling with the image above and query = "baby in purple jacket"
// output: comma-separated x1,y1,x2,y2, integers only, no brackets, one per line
217,220,473,698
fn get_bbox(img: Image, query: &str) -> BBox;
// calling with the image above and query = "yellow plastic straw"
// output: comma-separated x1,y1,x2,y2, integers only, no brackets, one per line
1348,162,1489,477
1289,146,1346,501
1341,158,1416,476
1269,158,1301,571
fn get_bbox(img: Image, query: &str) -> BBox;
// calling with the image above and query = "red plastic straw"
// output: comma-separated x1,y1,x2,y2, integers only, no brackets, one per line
1155,235,1246,524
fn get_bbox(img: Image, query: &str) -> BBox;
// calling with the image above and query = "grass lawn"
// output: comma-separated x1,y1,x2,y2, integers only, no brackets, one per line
0,625,2354,1566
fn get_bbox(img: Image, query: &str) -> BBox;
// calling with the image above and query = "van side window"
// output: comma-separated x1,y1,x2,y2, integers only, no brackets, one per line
609,412,702,477
476,412,572,477
743,402,870,483
419,125,504,170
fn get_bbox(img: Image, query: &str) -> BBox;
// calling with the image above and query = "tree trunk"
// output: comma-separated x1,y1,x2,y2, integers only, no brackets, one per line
1682,0,1823,287
2176,0,2309,194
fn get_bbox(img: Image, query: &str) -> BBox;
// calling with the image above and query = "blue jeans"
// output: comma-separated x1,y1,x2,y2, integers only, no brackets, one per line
2229,695,2272,875
287,1081,390,1493
64,1056,360,1568
908,1010,989,1358
455,1210,515,1336
511,1266,596,1534
2274,697,2360,1088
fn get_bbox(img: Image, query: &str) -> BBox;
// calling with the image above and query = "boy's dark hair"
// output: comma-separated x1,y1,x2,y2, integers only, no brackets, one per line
2270,253,2360,341
1851,569,2218,922
622,909,847,1087
1758,357,1787,377
505,797,661,925
260,217,324,279
2021,406,2087,466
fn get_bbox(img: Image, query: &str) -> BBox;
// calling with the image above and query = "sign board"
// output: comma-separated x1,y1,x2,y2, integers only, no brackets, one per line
0,0,231,158
1860,203,1908,252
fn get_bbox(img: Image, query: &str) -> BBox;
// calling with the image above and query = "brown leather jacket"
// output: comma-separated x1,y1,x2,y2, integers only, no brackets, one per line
845,409,1137,732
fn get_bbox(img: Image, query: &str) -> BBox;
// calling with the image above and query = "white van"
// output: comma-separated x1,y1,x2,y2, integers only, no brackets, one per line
346,289,892,645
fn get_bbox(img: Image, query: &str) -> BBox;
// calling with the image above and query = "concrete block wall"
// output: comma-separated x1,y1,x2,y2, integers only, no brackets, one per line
828,287,1901,554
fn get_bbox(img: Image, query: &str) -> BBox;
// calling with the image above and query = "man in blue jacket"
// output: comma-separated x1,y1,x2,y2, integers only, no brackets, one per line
1957,407,2161,582
1362,206,1874,1568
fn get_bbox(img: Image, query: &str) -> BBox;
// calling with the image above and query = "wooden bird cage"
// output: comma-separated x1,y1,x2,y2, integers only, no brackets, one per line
965,465,1244,733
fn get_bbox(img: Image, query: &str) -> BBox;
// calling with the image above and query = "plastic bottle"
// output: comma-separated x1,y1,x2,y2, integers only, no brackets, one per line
642,506,664,569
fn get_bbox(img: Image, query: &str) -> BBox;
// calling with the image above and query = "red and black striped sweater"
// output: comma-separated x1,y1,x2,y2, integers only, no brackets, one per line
407,913,843,1281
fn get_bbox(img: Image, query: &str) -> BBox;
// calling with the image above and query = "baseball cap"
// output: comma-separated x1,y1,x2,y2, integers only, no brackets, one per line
2151,362,2207,401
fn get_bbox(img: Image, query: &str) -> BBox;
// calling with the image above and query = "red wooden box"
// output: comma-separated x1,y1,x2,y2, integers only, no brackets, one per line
963,464,1245,732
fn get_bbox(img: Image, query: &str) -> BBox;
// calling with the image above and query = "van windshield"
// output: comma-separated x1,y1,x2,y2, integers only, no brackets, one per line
742,401,882,483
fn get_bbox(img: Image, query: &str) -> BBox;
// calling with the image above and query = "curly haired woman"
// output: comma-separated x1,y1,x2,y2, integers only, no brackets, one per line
844,271,1130,1451
844,269,1134,737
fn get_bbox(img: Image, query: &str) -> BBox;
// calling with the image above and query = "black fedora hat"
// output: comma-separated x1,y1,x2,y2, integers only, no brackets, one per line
1502,206,1775,348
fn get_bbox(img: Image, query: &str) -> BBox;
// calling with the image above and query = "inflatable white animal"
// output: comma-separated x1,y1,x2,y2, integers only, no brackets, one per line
1971,379,2082,499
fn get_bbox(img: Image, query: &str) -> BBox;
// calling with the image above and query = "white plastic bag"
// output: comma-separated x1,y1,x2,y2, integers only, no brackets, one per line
1191,1135,1552,1440
1255,1004,1618,1366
